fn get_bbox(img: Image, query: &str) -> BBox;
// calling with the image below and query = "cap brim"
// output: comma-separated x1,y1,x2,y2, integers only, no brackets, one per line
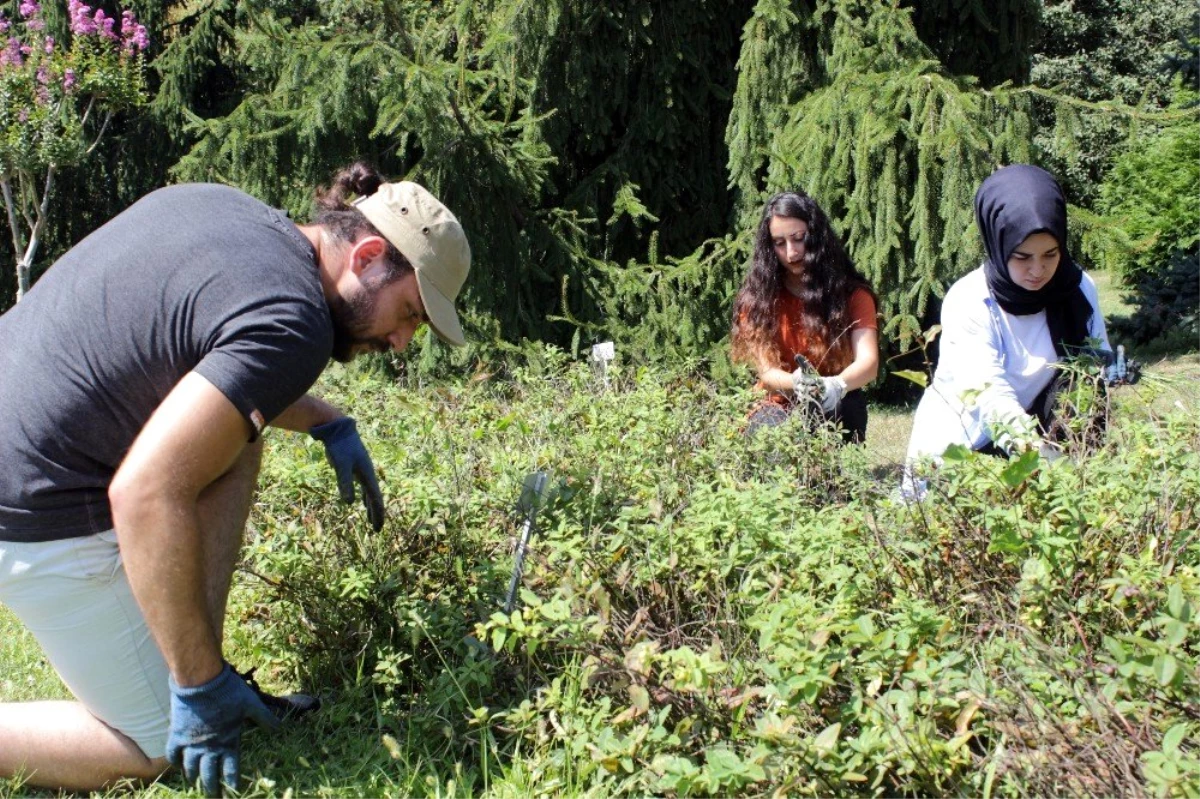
415,270,466,346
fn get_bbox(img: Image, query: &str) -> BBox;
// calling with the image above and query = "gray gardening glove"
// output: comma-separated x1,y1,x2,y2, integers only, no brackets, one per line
1038,440,1064,463
310,416,385,531
818,375,847,414
791,368,822,405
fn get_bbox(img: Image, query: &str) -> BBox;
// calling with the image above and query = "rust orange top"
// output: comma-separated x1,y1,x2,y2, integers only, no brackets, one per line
758,286,878,405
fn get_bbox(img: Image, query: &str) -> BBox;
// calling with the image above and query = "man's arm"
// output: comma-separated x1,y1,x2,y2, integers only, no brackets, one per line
271,393,386,531
270,393,343,432
108,372,250,687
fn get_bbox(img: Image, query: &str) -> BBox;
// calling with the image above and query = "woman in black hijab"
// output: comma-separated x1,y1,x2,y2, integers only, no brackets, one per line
976,164,1096,357
905,164,1112,465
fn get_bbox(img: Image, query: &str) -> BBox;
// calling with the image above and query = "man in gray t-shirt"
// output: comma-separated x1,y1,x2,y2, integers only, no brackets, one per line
0,170,470,796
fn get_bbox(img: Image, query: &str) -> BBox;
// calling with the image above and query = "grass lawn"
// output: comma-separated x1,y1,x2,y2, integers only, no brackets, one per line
0,609,69,704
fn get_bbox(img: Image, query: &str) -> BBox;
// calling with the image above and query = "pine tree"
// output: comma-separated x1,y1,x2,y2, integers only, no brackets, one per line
768,1,1036,340
151,0,748,355
597,0,1041,370
724,0,820,210
1031,0,1197,205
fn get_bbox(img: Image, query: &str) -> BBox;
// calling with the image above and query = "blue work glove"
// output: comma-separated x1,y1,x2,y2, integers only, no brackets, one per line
166,663,279,798
310,416,385,531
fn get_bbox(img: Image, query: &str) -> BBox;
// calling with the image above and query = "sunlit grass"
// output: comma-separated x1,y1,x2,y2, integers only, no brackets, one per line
0,606,66,704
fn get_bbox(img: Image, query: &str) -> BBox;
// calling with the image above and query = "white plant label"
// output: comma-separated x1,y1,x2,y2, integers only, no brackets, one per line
591,341,615,363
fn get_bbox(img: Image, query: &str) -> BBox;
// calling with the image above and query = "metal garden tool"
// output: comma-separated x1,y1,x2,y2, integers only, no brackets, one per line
792,353,823,404
462,470,554,658
503,470,551,614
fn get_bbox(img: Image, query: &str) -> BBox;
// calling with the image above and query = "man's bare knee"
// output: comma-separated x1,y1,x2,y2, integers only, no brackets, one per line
0,701,172,791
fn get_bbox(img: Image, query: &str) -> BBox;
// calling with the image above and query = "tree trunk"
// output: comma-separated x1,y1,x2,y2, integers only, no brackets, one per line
16,254,31,302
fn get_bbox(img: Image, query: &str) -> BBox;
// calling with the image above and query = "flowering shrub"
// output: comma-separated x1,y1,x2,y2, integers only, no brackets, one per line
1,0,148,298
231,353,1199,798
0,0,146,172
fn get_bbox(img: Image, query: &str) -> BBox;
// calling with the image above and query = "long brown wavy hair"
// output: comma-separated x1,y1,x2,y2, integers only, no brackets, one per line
730,191,875,375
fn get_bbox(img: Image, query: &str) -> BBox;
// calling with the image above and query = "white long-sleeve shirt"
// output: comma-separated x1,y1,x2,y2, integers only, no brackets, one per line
906,266,1109,461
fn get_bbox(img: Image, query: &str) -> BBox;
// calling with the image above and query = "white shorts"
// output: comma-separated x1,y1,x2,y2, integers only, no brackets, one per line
0,530,170,758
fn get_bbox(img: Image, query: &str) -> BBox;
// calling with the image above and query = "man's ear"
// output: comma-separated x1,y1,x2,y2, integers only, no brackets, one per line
348,236,389,276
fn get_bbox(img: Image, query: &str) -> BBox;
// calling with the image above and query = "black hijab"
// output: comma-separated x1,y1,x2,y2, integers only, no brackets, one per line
974,164,1093,356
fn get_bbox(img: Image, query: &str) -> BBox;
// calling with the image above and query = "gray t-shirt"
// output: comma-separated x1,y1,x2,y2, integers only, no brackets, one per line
0,184,333,542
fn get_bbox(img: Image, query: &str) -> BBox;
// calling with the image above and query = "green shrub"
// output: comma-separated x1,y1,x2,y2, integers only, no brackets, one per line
1109,244,1200,345
225,351,1199,797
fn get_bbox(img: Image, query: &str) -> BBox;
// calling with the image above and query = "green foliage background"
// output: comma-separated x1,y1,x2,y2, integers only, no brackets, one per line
3,0,1196,363
1031,0,1196,206
1095,100,1200,280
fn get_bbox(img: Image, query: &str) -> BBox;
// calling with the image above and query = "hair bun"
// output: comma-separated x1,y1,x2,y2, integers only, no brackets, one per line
342,161,383,198
314,161,385,210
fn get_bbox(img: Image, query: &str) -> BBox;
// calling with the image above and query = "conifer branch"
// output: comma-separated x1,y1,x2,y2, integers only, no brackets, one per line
1008,84,1200,122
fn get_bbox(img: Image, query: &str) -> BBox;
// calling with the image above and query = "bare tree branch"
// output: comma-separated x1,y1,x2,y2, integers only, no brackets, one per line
0,179,24,258
85,112,115,156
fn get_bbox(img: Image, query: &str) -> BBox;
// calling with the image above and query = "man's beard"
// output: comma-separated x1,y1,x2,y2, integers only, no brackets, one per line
328,279,389,363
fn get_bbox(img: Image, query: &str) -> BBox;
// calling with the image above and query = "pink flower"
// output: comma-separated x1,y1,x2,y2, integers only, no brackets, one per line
96,9,117,41
19,0,43,31
69,0,97,36
35,64,48,84
1,37,21,68
18,108,29,123
63,68,76,91
121,9,149,53
43,35,54,54
0,14,8,34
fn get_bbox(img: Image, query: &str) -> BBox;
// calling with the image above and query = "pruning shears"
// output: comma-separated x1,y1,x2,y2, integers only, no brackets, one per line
793,353,823,401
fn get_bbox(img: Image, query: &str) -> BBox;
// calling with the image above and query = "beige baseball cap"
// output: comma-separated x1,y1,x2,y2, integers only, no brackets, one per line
353,181,471,346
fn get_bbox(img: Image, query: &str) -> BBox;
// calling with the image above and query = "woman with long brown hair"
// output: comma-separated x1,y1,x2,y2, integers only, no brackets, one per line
731,190,879,442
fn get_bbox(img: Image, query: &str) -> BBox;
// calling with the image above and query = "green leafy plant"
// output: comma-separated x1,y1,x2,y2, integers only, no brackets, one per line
215,350,1199,797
